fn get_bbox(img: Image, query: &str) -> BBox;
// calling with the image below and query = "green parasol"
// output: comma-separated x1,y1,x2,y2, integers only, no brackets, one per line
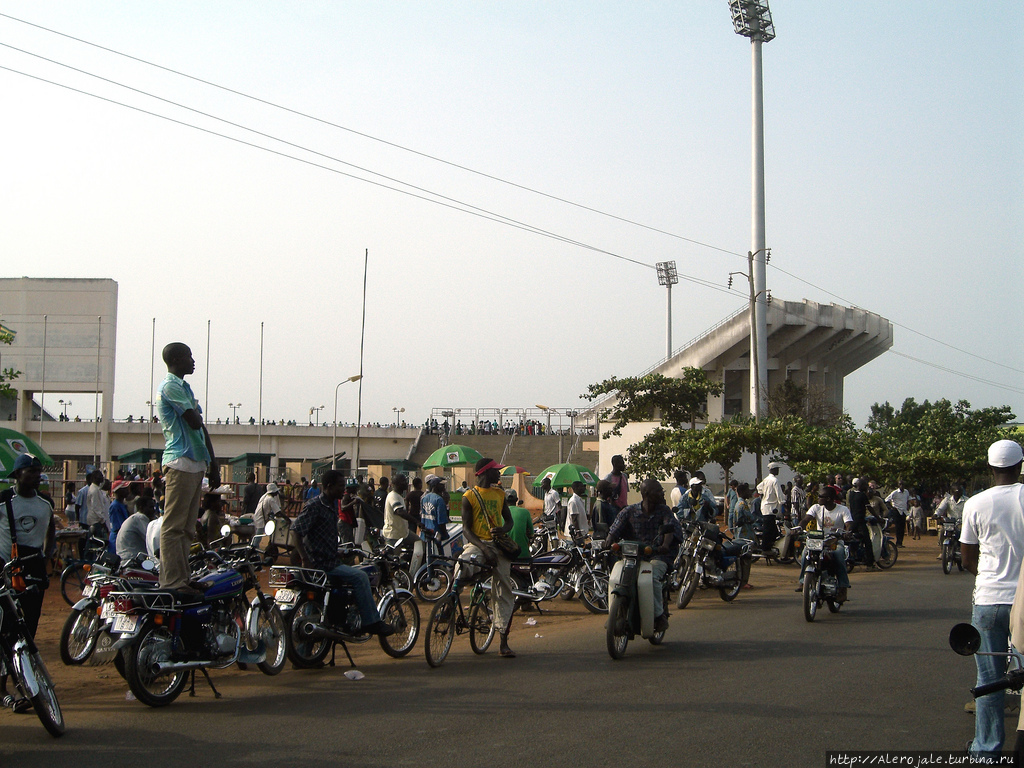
0,427,55,477
532,463,599,489
422,444,484,469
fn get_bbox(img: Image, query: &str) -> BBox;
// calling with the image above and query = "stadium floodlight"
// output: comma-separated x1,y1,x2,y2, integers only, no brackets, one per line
728,0,775,42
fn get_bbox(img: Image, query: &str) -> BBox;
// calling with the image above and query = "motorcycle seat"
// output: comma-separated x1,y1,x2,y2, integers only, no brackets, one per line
721,541,744,557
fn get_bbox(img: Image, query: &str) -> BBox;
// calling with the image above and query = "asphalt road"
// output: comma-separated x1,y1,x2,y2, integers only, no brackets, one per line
2,539,996,767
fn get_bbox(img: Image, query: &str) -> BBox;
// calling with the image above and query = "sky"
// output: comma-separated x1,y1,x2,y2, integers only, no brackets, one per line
1,1,1021,430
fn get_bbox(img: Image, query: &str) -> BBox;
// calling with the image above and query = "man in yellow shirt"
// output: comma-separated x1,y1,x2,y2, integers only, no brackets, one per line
460,457,517,658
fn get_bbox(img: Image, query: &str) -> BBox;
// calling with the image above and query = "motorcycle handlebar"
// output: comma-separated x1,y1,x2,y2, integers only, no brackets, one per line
972,668,1024,698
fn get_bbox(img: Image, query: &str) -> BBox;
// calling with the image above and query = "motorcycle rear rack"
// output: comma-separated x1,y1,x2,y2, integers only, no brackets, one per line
269,565,329,588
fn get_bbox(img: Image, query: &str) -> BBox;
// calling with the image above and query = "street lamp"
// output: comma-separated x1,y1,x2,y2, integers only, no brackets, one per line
729,0,775,422
333,375,363,469
655,261,679,359
229,402,242,423
59,399,71,420
310,405,325,427
392,406,405,426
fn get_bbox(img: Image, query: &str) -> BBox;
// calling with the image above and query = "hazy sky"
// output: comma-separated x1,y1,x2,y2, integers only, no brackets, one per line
1,2,1021,429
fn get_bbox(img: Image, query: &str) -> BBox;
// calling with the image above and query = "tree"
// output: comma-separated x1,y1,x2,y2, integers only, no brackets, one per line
583,367,724,437
766,379,844,427
0,322,19,401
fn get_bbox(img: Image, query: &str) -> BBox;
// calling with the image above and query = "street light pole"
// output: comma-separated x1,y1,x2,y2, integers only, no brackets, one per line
333,375,362,469
655,262,678,360
730,0,774,419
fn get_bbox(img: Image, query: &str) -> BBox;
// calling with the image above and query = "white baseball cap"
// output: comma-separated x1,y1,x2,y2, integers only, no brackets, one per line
988,439,1024,468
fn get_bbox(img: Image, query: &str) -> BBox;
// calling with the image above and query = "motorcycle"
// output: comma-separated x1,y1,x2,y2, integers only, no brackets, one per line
950,622,1024,698
605,539,669,659
0,556,64,736
541,528,610,615
673,520,753,608
845,516,898,570
762,521,804,565
272,541,419,669
59,553,160,666
528,514,561,557
940,520,963,575
801,530,847,622
106,522,288,707
508,546,576,607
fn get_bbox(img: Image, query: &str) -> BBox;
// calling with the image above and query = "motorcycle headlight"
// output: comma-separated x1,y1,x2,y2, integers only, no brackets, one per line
621,542,639,557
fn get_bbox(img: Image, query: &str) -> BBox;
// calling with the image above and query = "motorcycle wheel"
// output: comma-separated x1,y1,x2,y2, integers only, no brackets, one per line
876,540,898,570
957,556,964,572
23,650,65,737
802,575,819,623
826,597,842,613
606,595,630,660
425,595,457,668
579,572,609,615
123,621,189,707
391,568,413,593
379,594,420,658
941,544,952,575
113,650,126,679
414,563,452,602
676,558,698,610
719,569,743,602
59,605,99,665
286,596,332,669
468,595,495,654
256,604,288,675
60,564,89,606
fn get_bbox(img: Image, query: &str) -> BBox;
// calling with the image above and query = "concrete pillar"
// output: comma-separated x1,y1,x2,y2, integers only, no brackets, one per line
707,368,726,422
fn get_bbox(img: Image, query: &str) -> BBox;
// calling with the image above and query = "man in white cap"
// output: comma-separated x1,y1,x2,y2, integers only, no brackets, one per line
961,439,1024,758
757,462,785,551
252,482,281,535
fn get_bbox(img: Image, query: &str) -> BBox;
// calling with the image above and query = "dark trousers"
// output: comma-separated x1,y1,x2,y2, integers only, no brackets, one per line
854,523,875,565
760,514,779,552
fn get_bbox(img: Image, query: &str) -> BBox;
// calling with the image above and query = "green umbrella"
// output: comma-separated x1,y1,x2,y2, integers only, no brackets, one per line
422,444,484,469
0,427,54,476
532,463,599,489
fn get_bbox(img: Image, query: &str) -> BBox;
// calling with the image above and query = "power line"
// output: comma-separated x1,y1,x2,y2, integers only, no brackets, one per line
888,350,1024,397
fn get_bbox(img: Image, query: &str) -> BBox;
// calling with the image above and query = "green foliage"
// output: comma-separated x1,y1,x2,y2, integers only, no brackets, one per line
583,368,724,437
0,322,18,400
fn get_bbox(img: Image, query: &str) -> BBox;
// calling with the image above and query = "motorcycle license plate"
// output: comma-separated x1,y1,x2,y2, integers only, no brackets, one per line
112,613,140,634
275,588,298,607
805,538,824,551
82,584,97,598
694,563,703,575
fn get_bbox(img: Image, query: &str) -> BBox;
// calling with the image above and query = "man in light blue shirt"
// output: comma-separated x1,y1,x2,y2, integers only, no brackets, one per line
156,342,219,594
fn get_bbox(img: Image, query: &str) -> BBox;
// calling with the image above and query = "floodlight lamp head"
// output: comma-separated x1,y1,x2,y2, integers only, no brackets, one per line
728,0,776,43
655,260,679,286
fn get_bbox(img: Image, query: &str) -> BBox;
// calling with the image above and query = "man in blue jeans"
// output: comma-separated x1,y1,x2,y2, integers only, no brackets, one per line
961,439,1024,758
291,469,394,637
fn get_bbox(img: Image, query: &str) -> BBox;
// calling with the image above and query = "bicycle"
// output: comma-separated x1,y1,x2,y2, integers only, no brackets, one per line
59,534,117,606
423,558,496,668
412,532,465,602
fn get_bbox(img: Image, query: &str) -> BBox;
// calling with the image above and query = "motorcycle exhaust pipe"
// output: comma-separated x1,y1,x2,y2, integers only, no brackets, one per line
304,622,360,644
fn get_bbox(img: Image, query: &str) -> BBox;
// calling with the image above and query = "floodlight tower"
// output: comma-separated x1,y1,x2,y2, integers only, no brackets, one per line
655,261,679,359
729,0,774,419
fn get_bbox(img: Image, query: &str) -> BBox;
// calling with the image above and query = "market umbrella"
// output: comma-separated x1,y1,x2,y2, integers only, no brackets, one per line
0,427,54,476
532,463,599,489
500,465,528,477
422,444,484,469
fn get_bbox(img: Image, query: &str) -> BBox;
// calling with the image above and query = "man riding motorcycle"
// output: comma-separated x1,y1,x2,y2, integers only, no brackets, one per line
604,478,684,633
796,485,853,602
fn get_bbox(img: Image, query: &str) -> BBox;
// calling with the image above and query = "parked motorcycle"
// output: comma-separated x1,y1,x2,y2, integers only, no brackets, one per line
59,553,159,666
273,541,419,668
0,556,64,736
549,529,610,615
940,520,963,575
801,530,847,622
845,516,898,570
673,520,753,608
529,514,561,557
605,540,668,659
762,521,804,565
106,522,288,707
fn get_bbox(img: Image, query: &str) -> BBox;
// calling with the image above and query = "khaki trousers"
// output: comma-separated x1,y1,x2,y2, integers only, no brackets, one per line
458,543,515,635
159,467,205,589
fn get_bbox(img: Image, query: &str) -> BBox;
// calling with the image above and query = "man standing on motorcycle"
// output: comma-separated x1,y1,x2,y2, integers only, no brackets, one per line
935,485,966,558
291,470,395,637
757,462,785,552
847,478,876,569
460,458,518,658
605,478,684,633
959,439,1024,759
796,486,852,602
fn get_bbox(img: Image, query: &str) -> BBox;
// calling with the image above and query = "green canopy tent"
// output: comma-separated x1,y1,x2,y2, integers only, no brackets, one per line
0,427,54,477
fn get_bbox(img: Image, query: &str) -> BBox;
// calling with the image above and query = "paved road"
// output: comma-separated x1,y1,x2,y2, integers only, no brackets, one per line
3,539,996,767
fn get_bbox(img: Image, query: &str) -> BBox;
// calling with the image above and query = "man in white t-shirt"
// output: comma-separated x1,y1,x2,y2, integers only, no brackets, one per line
565,481,590,538
252,483,282,534
960,439,1024,759
797,485,853,601
382,474,416,548
541,477,562,525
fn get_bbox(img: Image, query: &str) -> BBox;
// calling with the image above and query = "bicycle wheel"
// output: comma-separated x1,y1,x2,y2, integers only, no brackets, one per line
60,605,99,665
468,595,495,654
60,564,89,606
414,563,452,602
424,595,457,668
24,651,64,737
379,594,420,658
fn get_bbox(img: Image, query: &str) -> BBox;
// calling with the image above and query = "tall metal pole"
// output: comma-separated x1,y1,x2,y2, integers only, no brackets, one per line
258,321,264,453
93,315,101,469
204,320,211,424
665,283,673,359
38,315,46,446
354,249,368,479
148,317,155,450
750,30,769,417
